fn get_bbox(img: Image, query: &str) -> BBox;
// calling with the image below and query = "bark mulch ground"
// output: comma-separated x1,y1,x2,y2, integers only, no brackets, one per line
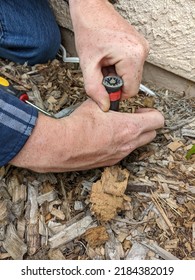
0,57,194,260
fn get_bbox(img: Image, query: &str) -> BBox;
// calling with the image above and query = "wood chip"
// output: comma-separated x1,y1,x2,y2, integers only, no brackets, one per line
192,223,195,247
48,248,65,260
182,129,195,138
0,225,6,240
151,191,174,234
105,228,124,260
26,183,40,256
125,242,149,260
0,252,11,260
167,141,184,152
0,200,10,225
50,207,65,220
164,239,179,249
49,215,94,248
3,223,27,260
17,218,26,239
37,190,58,205
141,240,179,260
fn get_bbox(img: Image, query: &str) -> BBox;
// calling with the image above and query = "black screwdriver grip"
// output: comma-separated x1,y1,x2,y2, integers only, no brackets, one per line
102,75,123,111
0,84,29,102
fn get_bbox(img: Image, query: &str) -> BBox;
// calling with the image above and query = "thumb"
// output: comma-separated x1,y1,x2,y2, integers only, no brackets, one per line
82,65,110,112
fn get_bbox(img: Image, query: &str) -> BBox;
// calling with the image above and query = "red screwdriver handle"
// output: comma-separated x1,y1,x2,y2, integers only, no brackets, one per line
18,93,29,102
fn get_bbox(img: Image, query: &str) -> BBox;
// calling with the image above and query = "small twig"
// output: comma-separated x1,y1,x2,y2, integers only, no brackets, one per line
113,217,152,225
31,85,45,109
151,191,174,234
192,223,195,246
182,129,195,138
125,184,156,194
162,117,195,132
160,196,182,217
140,240,179,260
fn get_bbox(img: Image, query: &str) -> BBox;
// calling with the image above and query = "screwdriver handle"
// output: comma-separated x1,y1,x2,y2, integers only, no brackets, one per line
102,75,123,111
0,77,29,102
0,76,54,117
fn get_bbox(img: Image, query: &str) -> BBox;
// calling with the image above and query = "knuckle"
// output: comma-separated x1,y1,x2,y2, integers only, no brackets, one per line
126,121,141,136
143,39,150,55
84,83,94,97
136,41,149,59
155,111,165,127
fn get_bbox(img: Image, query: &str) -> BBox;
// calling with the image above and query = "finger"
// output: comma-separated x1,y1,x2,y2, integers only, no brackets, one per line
88,130,157,168
134,130,157,149
102,65,116,77
135,107,157,113
82,63,110,111
127,109,164,132
116,59,143,99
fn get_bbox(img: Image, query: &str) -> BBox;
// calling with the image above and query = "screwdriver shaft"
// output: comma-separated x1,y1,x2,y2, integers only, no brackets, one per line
25,100,53,117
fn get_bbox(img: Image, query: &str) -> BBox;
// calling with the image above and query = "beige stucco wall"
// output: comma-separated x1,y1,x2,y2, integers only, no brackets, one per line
115,0,195,83
49,0,195,85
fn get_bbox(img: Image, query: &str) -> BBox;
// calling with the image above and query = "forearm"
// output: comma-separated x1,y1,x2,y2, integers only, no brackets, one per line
69,0,115,29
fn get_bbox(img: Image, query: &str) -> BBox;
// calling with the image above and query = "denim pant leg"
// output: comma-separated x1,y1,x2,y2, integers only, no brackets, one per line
0,0,61,65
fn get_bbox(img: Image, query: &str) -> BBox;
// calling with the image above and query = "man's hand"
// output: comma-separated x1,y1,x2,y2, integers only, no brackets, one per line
10,99,164,173
69,0,149,111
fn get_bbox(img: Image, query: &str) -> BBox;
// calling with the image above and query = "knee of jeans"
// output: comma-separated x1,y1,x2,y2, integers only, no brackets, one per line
0,22,61,65
27,31,61,65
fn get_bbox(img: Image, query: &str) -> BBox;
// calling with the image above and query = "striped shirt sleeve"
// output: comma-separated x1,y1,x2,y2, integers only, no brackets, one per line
0,88,38,166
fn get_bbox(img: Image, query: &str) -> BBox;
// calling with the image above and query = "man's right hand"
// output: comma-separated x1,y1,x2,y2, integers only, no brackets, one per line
9,99,164,173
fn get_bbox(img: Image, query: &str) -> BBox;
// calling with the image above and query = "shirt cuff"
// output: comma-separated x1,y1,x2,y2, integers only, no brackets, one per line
0,88,38,166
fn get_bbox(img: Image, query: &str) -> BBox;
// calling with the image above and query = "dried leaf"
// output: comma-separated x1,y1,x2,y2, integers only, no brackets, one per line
83,226,109,248
90,166,129,221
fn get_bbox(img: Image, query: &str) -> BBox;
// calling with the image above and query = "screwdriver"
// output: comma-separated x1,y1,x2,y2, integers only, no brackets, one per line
102,75,123,111
0,76,53,117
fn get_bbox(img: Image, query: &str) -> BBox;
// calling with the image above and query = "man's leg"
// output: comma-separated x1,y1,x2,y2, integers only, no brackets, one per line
0,0,61,65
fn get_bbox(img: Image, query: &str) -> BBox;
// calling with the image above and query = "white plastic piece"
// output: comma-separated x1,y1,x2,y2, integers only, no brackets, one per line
60,44,80,63
139,84,156,96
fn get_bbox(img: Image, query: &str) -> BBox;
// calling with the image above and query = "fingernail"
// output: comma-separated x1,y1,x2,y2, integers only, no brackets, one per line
98,100,110,112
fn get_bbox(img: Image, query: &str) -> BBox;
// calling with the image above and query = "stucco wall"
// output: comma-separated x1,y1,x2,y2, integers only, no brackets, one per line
115,0,195,82
49,0,195,83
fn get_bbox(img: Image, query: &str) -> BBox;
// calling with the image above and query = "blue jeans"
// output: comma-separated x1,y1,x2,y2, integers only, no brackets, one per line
0,0,61,65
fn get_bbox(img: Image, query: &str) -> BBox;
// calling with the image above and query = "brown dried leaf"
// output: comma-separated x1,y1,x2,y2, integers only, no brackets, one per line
90,166,129,221
83,226,109,248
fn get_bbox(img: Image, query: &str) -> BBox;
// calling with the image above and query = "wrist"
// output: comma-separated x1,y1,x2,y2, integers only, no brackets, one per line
69,0,108,4
10,114,71,173
69,0,115,32
69,0,111,17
